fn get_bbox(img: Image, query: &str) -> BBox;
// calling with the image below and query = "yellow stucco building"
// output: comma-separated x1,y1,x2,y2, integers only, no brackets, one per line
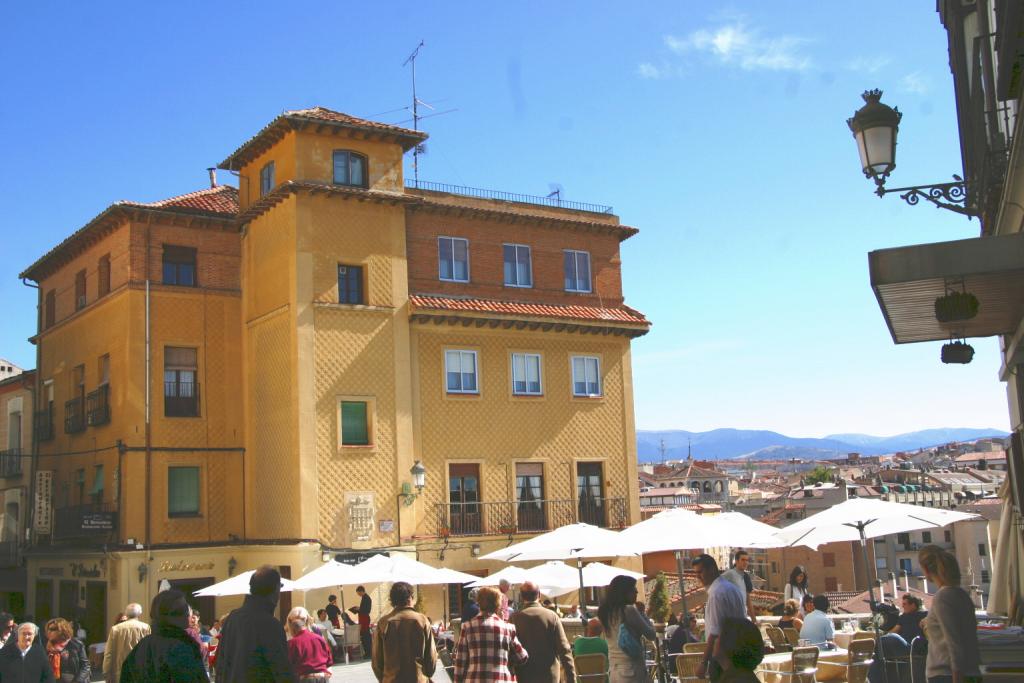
19,107,649,635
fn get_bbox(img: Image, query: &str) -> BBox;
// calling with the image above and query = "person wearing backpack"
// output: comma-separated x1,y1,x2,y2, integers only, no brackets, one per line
598,575,655,683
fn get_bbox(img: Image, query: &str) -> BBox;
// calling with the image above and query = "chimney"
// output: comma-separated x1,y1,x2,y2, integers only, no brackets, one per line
890,571,898,599
901,569,910,593
207,167,217,188
969,584,982,609
875,578,885,602
918,575,929,594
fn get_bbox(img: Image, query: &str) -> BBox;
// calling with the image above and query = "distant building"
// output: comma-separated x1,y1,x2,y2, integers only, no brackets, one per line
0,360,22,382
954,451,1007,471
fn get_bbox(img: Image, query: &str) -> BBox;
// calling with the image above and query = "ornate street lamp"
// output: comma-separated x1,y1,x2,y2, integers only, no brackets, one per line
848,89,975,216
400,461,427,506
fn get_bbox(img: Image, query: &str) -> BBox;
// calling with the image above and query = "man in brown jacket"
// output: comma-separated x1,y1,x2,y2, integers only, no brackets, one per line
510,581,575,683
102,602,151,683
372,581,438,682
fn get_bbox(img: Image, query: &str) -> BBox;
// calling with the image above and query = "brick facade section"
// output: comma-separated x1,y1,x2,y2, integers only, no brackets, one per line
405,209,625,308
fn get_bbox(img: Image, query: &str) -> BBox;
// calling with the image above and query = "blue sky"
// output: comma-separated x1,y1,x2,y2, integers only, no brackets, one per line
0,2,1009,437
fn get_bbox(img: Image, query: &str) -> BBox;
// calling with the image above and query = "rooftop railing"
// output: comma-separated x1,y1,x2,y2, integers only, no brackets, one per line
406,179,614,215
0,448,23,478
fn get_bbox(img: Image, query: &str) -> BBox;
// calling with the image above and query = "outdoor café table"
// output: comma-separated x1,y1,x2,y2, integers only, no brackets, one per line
833,631,876,649
756,646,848,683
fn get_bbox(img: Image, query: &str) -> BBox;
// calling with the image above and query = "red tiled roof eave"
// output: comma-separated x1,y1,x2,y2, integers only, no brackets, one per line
219,106,427,170
20,186,240,282
408,294,651,335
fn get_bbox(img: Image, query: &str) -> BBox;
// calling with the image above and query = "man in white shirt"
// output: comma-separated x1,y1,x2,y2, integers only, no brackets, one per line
693,553,746,682
799,594,835,646
720,549,757,620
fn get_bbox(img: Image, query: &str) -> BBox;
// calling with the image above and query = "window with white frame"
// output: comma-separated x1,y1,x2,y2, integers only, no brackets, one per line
571,356,601,397
511,353,542,395
445,350,478,394
563,250,591,292
503,244,532,287
438,237,469,282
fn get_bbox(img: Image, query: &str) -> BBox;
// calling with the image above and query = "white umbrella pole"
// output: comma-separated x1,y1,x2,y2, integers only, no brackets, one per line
577,558,587,627
857,523,891,683
675,550,688,617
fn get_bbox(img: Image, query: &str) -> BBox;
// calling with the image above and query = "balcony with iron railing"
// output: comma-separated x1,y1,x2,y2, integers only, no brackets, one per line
0,541,18,568
64,397,85,434
0,448,23,478
35,406,54,442
53,502,118,541
433,497,627,537
165,381,200,418
405,179,614,215
86,384,110,426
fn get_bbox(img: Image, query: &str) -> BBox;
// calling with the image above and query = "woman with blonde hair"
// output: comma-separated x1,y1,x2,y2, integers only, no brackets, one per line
917,544,981,683
43,618,90,682
777,599,803,632
285,606,333,682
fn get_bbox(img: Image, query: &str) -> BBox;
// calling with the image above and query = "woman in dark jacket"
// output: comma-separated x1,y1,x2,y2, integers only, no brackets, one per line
0,622,56,683
120,589,208,682
42,618,90,683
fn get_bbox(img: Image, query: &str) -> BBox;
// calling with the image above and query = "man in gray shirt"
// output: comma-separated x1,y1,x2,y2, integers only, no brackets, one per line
720,549,757,620
693,554,746,682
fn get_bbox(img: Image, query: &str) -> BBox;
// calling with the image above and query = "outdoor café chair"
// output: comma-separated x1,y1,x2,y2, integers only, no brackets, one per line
766,625,792,653
574,652,609,682
756,645,818,683
829,637,875,683
782,627,800,647
683,642,706,654
437,646,455,680
675,652,707,682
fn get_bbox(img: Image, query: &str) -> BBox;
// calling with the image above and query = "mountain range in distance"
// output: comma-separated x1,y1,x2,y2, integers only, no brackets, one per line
636,427,1009,462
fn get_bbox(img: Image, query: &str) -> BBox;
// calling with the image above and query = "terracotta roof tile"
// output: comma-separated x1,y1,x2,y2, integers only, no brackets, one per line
119,185,239,215
409,294,650,326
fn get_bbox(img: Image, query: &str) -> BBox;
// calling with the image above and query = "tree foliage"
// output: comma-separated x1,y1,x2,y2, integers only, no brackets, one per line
804,465,833,485
647,572,671,624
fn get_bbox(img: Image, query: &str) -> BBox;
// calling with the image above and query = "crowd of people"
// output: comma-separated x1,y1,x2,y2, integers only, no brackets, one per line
0,541,983,682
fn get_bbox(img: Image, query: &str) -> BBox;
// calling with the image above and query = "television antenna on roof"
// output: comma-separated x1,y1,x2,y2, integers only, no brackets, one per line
401,41,458,186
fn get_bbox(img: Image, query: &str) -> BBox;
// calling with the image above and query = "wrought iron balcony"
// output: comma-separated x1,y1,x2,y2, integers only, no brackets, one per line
86,384,110,426
434,497,627,537
0,448,23,477
165,381,200,418
35,406,54,442
64,397,85,434
54,502,118,541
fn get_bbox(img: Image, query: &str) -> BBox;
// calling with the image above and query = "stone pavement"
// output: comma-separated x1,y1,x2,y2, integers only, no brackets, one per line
327,659,453,682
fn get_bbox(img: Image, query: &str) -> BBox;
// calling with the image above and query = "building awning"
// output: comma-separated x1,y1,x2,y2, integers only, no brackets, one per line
868,232,1024,343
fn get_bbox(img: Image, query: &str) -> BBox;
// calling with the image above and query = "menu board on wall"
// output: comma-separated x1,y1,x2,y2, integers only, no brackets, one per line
34,470,53,534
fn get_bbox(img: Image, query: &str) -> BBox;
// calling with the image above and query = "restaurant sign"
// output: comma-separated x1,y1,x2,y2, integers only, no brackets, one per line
33,470,53,534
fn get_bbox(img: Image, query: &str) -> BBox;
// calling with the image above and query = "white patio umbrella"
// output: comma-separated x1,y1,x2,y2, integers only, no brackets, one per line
535,562,646,598
478,523,637,624
290,560,363,591
349,553,479,586
466,566,531,588
194,570,296,597
608,507,784,614
773,497,980,606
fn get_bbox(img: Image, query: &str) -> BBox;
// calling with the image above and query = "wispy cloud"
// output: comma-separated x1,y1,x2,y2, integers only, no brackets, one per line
845,56,891,74
901,71,930,94
662,21,812,72
637,62,666,79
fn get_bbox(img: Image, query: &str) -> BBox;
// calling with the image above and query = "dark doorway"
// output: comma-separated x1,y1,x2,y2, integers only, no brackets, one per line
277,566,291,622
449,464,481,534
34,580,53,623
577,462,605,527
58,581,78,623
83,581,106,647
168,577,214,628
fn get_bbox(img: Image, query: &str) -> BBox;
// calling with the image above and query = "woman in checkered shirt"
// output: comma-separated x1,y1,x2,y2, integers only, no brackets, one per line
454,586,529,682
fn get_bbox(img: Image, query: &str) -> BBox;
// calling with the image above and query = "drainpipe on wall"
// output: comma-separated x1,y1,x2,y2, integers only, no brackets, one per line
21,278,40,548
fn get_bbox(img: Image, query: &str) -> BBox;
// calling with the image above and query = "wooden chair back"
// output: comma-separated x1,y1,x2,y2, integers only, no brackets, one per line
846,637,876,683
574,652,608,682
782,627,800,647
683,642,706,654
853,629,876,641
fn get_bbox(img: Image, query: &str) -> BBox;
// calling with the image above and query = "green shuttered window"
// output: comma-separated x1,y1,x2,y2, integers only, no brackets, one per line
341,401,370,446
168,466,200,517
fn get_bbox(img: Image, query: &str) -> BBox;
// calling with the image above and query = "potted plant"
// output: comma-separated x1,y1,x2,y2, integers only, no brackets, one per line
941,341,975,364
934,291,979,322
